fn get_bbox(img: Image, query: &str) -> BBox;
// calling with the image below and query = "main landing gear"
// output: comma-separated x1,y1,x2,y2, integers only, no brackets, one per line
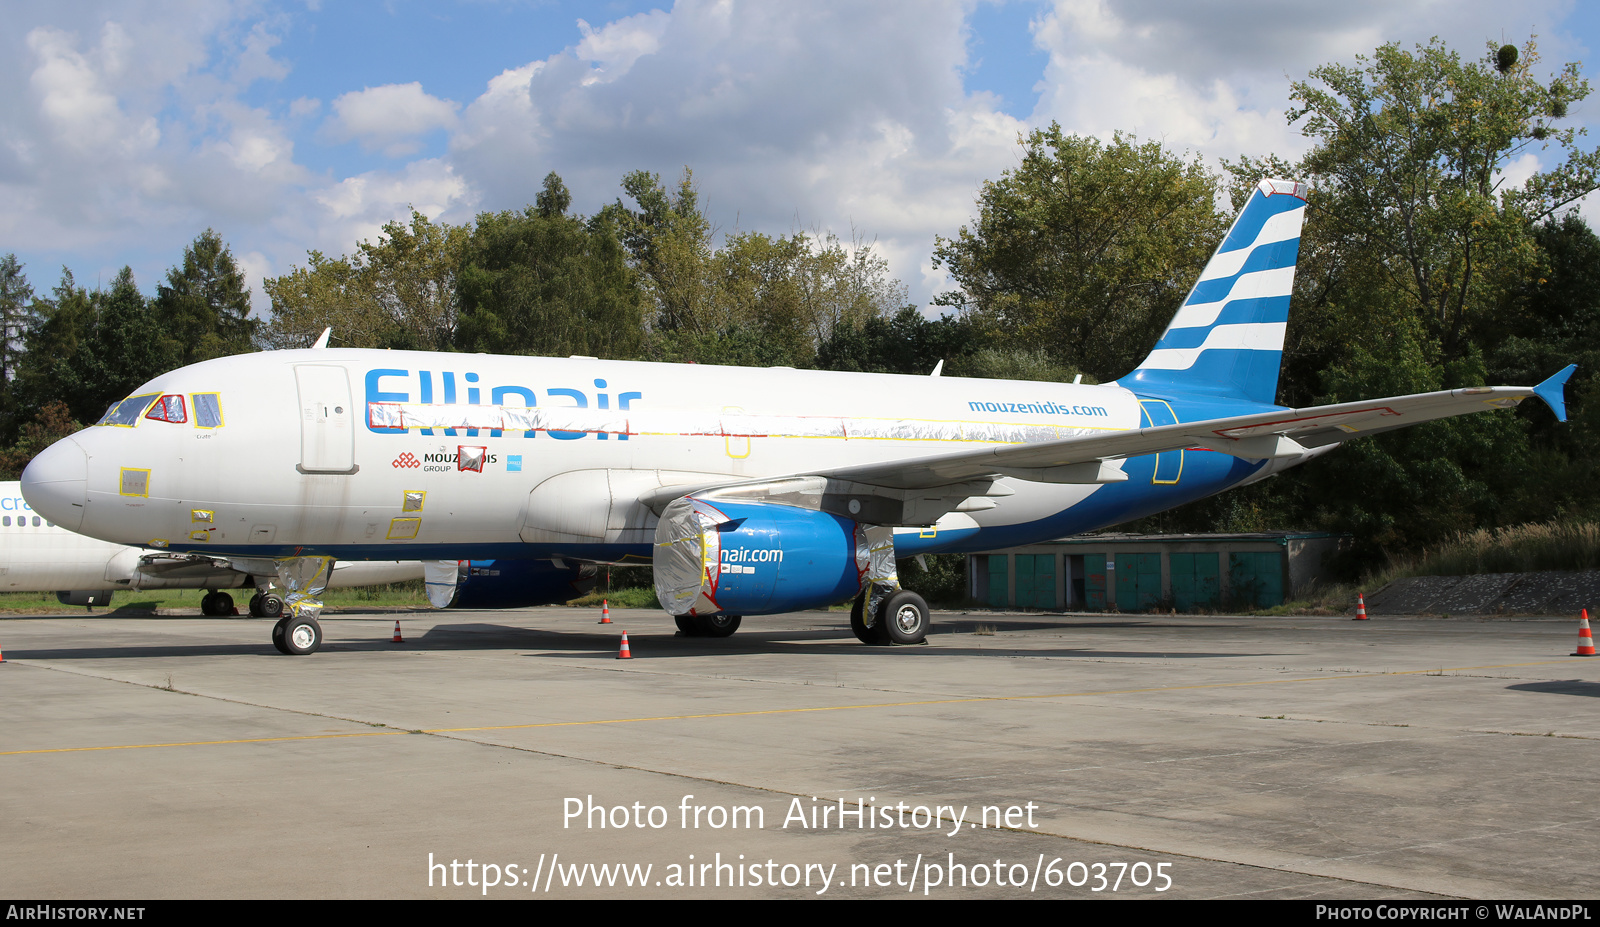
199,590,235,616
850,589,930,645
248,592,285,618
674,614,743,637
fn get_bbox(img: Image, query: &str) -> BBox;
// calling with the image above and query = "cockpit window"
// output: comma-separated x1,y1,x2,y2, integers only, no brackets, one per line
144,394,187,424
193,393,223,428
97,393,160,427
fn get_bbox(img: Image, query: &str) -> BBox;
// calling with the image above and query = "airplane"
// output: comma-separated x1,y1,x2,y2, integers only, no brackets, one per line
19,179,1575,655
0,481,427,614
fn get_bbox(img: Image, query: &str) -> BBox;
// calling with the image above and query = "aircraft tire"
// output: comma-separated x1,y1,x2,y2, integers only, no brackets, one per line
694,614,741,638
279,615,323,655
673,615,699,636
258,594,284,619
850,592,888,645
881,590,930,645
271,618,290,654
200,592,222,616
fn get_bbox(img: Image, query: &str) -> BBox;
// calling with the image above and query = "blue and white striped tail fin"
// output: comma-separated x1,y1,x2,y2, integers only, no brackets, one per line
1118,178,1308,406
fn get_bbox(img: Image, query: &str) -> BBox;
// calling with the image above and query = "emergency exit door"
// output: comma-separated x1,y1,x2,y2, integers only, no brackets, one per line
296,365,356,473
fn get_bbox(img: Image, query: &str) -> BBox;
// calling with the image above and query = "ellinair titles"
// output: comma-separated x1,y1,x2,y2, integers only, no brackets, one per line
20,178,1577,655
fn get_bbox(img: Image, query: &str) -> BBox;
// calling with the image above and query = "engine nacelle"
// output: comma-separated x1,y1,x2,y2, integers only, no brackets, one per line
435,558,598,609
653,496,866,617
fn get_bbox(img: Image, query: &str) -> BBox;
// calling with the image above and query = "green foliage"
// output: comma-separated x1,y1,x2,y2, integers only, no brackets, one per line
152,229,258,365
0,401,81,480
815,306,978,375
1287,37,1599,366
933,125,1226,382
263,210,469,350
604,169,905,367
454,189,644,359
13,267,177,427
896,554,969,607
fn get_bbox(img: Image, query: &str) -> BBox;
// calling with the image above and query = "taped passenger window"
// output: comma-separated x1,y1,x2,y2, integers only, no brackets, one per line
97,393,160,427
193,393,223,428
145,394,187,424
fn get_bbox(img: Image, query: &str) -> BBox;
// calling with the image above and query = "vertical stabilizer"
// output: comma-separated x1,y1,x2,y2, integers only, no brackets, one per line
1117,178,1308,406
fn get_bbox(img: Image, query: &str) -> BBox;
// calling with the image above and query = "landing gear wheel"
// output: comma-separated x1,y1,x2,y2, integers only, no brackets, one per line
881,589,930,645
200,591,234,616
693,614,741,638
674,615,698,636
252,594,284,619
273,615,322,655
850,592,887,645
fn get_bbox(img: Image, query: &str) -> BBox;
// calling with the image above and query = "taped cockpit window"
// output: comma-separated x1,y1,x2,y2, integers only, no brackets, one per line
119,468,150,497
193,393,223,428
403,491,425,512
387,517,421,540
145,394,187,424
97,393,160,427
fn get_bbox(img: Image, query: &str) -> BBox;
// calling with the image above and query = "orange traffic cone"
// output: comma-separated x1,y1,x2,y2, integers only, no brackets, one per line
1574,610,1596,657
392,620,404,643
599,599,612,624
1354,593,1369,621
617,632,632,659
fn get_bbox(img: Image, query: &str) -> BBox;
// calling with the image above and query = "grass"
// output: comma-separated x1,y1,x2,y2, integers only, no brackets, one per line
1388,521,1600,577
1260,519,1600,616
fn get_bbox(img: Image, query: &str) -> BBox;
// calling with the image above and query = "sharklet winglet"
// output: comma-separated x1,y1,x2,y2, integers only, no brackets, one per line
1533,364,1577,423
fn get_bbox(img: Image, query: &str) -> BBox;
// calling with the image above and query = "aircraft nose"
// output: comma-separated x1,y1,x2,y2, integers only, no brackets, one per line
22,436,88,532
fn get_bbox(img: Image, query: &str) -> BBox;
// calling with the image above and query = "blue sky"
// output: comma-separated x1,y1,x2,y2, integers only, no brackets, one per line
2,0,1595,315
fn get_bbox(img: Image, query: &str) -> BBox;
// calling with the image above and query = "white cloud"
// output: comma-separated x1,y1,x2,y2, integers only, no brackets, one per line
325,82,461,157
575,10,671,85
2,0,1596,328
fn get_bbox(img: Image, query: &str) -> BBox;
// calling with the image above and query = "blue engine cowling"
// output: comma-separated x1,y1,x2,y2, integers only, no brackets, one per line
653,497,864,617
445,559,597,609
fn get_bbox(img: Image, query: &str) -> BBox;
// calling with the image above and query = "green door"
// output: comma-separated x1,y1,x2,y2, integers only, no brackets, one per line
986,554,1009,608
1115,553,1162,612
1228,552,1284,608
1170,552,1220,611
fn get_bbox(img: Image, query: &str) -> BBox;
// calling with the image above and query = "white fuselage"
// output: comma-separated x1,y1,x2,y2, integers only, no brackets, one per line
0,481,422,594
21,349,1308,563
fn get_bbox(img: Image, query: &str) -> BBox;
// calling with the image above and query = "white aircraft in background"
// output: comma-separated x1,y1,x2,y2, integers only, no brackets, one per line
20,180,1574,655
0,481,426,615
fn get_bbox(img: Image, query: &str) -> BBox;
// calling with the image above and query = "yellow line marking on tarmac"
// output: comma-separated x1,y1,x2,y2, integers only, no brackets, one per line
2,659,1577,756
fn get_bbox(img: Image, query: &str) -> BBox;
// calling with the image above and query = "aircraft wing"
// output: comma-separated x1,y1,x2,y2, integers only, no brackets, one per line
808,369,1572,492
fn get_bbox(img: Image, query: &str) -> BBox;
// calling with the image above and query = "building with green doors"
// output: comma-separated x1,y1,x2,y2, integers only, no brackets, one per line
968,533,1349,613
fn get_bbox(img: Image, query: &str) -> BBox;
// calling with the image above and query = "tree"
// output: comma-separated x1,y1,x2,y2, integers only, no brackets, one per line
0,255,36,438
263,210,469,350
933,126,1227,382
14,267,176,427
454,177,644,359
0,255,34,390
598,168,715,336
152,230,257,365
